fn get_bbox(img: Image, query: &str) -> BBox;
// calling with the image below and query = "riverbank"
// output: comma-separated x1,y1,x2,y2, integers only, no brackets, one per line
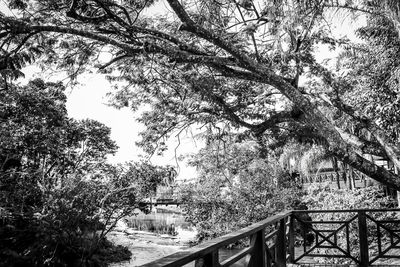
108,220,196,266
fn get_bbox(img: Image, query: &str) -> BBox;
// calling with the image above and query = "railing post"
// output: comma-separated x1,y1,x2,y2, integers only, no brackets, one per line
195,251,220,267
275,218,287,267
358,211,369,267
288,215,295,263
248,229,266,267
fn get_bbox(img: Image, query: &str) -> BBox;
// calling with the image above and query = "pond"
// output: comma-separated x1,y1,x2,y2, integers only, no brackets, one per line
125,206,194,236
119,205,249,267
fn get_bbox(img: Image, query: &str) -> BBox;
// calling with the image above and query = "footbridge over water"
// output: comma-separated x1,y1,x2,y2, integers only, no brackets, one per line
139,198,181,206
142,209,400,267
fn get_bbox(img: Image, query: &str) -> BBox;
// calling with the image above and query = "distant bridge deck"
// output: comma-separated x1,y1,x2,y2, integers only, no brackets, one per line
140,198,181,206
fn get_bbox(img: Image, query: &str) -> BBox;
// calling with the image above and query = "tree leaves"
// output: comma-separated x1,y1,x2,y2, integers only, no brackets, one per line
2,0,400,188
0,78,172,265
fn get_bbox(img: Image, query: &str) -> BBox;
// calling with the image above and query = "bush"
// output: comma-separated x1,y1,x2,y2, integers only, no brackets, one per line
0,174,125,266
0,80,175,266
179,161,303,244
0,162,171,266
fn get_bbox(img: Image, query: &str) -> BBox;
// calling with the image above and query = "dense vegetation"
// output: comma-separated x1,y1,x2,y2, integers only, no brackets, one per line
1,0,398,188
179,137,303,242
0,79,174,266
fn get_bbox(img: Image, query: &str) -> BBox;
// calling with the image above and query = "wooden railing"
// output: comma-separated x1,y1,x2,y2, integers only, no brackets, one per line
141,209,400,267
303,169,375,185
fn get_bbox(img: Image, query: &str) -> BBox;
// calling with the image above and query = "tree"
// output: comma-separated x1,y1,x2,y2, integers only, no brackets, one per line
0,79,118,183
0,79,172,266
179,135,302,241
1,1,400,189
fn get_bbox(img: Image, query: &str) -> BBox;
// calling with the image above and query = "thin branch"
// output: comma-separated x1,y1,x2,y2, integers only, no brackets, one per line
66,0,108,23
98,54,128,69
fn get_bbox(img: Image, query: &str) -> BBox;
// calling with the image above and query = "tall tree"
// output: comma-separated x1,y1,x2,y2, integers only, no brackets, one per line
1,0,400,189
0,78,173,265
180,134,302,241
0,79,118,181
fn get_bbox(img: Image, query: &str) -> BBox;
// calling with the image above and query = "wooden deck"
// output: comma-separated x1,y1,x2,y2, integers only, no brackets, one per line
141,209,400,267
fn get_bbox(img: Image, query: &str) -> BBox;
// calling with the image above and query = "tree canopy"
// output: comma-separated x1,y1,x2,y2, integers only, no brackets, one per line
0,78,175,265
180,136,302,241
2,0,400,189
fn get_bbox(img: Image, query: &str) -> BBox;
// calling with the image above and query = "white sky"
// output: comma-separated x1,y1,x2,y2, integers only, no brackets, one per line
18,66,199,181
65,74,142,163
66,73,199,178
65,73,199,180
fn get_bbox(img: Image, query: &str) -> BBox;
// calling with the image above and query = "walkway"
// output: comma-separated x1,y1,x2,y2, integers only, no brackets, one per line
141,209,400,267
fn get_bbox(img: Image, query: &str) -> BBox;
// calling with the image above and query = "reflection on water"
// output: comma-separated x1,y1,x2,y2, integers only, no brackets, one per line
125,206,248,267
125,206,195,236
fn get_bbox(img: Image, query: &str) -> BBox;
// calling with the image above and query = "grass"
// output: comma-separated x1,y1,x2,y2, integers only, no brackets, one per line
125,212,187,236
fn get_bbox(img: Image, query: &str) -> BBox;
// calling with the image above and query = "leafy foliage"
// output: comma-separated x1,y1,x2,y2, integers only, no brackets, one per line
2,0,400,189
279,142,330,177
0,79,172,266
338,12,400,141
179,137,303,242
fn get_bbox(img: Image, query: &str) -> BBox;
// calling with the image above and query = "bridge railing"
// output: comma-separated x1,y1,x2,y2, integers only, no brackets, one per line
142,209,400,267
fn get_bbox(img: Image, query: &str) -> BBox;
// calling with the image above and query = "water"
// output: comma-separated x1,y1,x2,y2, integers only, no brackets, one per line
125,206,194,236
124,205,248,266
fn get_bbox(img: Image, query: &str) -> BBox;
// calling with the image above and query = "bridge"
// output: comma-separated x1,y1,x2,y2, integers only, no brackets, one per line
142,208,400,267
139,198,181,206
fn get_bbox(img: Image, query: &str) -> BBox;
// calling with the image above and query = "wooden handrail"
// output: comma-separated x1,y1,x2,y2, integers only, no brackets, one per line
141,211,292,267
292,208,400,213
141,208,400,267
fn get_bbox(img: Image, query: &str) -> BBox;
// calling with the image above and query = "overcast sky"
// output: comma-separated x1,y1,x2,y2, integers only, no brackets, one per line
16,64,199,181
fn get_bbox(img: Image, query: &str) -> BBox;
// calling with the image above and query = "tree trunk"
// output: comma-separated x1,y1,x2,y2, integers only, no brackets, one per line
165,2,400,191
349,166,356,190
266,75,400,191
4,8,400,191
342,162,351,190
395,167,400,207
332,157,341,189
331,148,400,191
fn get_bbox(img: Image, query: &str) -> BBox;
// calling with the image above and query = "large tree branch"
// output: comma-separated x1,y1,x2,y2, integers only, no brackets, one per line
328,96,400,170
334,127,387,157
0,16,138,52
160,9,354,152
192,80,296,134
166,0,271,72
253,111,299,136
310,64,400,171
66,0,109,23
0,16,241,67
331,147,400,191
2,9,400,188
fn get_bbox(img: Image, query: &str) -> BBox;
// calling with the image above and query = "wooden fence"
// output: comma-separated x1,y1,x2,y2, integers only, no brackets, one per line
142,209,400,267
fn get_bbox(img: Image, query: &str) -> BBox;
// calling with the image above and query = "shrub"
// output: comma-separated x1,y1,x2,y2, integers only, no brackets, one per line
179,159,303,244
0,80,176,265
0,162,172,266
